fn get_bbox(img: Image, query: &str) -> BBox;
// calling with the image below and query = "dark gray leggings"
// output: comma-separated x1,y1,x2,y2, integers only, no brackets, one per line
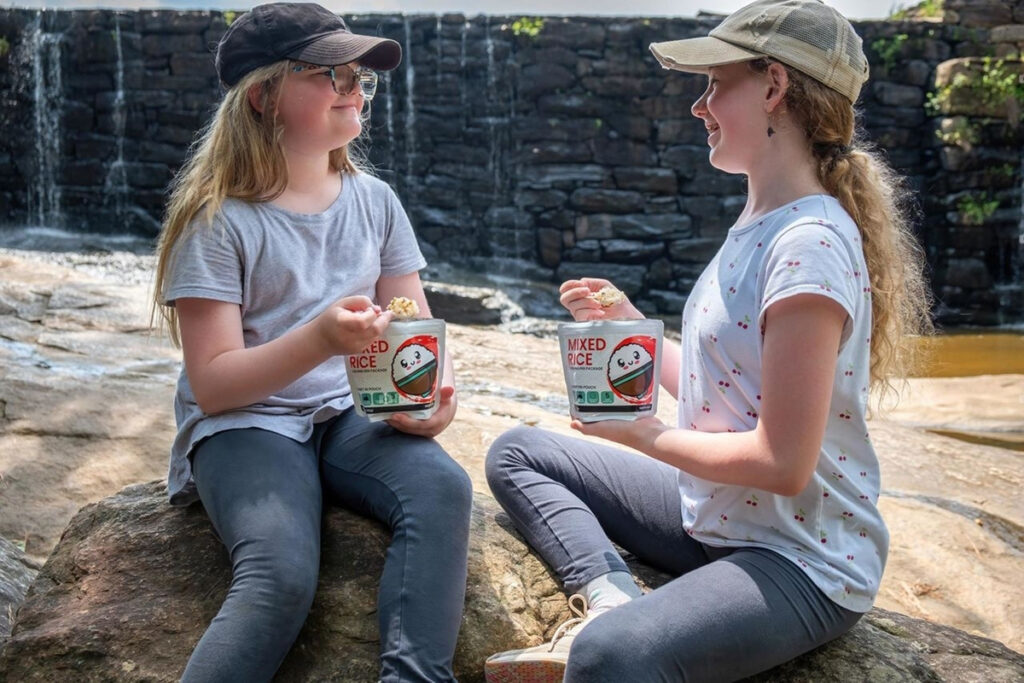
485,425,862,683
182,409,473,683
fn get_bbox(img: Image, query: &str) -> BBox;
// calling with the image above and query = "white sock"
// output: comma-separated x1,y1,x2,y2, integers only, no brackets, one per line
581,571,643,618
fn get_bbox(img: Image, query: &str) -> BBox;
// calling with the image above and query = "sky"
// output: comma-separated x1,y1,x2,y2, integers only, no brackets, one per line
4,1,914,20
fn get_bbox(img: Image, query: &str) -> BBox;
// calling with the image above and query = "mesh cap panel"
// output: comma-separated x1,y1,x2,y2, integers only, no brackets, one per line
649,0,869,103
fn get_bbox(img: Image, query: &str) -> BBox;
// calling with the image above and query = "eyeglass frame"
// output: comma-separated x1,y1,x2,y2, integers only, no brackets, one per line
290,61,379,101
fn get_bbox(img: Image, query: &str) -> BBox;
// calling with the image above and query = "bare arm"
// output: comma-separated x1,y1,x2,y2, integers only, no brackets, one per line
574,293,847,495
177,295,392,415
376,271,457,437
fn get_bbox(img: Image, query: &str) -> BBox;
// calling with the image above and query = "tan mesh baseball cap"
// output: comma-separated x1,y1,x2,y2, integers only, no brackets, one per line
649,0,869,103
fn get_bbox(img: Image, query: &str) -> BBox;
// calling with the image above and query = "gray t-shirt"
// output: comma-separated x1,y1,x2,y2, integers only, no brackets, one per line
162,172,426,505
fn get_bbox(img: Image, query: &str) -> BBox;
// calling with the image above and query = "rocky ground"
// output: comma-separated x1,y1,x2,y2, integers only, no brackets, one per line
0,247,1021,653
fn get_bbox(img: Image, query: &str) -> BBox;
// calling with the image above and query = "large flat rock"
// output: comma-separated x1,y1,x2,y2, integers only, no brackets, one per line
1,481,1021,682
0,250,1021,656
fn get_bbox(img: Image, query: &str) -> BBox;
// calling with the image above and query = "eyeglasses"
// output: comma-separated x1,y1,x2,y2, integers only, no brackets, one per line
290,62,378,100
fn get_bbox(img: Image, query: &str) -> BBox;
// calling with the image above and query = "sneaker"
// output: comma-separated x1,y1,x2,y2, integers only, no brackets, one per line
484,593,594,683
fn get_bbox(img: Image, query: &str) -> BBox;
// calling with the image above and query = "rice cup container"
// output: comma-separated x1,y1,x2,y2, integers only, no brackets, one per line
346,319,445,421
558,319,663,422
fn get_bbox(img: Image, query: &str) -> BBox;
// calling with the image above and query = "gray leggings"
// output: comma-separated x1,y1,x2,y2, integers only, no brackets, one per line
485,425,862,683
182,409,473,683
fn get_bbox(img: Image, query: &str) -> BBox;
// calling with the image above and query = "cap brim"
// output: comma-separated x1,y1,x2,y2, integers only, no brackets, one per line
288,32,402,71
649,36,762,74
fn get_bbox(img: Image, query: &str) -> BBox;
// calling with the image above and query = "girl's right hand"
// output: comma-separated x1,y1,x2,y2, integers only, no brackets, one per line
314,295,393,356
558,278,644,322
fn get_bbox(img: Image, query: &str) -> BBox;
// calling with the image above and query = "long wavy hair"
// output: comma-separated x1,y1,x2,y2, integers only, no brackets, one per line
151,60,370,347
751,59,934,397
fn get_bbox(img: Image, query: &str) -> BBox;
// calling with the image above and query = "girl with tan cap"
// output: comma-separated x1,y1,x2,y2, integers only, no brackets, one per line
153,3,469,681
484,1,932,681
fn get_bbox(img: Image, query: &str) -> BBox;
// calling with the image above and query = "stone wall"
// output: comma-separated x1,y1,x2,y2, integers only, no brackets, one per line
0,6,1021,325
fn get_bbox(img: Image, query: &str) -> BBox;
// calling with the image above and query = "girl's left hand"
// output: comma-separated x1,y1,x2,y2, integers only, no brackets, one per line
387,385,458,438
571,415,668,451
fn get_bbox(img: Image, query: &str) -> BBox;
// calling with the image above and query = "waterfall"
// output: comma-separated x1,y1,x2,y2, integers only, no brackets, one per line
485,16,499,201
403,16,416,198
103,13,128,219
460,21,469,119
435,16,443,91
28,13,64,229
1017,144,1023,284
381,70,395,175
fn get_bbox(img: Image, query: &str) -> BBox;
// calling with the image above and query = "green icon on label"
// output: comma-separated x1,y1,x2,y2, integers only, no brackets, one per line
361,392,373,405
575,390,587,404
386,392,399,405
372,393,385,405
587,391,599,404
601,391,615,404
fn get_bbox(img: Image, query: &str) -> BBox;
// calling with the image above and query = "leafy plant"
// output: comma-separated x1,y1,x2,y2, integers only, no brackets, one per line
992,163,1017,179
871,34,907,72
0,36,9,59
934,116,979,146
510,17,544,38
890,0,943,20
223,10,237,26
957,193,999,225
926,58,1024,122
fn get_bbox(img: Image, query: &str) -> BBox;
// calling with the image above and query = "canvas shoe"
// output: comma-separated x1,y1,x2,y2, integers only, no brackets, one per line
484,593,595,683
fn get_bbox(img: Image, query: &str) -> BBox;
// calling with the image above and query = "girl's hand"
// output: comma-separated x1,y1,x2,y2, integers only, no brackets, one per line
571,415,668,451
314,295,393,356
559,278,644,322
387,385,457,438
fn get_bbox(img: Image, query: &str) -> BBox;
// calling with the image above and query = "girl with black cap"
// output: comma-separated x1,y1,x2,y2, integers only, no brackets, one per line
484,1,932,681
152,4,470,681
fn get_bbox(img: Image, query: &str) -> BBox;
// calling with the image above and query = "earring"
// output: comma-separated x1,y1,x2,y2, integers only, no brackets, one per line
767,126,775,138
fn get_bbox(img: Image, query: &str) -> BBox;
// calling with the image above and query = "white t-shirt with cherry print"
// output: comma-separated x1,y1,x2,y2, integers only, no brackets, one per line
677,194,886,613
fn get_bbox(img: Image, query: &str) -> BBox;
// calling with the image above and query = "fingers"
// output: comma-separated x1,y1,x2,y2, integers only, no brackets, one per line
338,295,375,312
558,278,612,294
388,387,457,437
368,309,394,336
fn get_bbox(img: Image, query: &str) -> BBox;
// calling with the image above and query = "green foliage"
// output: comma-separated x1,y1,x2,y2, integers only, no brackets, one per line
890,0,943,20
992,163,1017,179
927,58,1024,122
510,17,544,38
934,116,979,146
223,10,237,26
0,36,9,59
871,34,908,71
957,193,1000,226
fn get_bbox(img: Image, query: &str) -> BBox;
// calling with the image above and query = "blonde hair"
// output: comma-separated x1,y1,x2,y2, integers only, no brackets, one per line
151,60,368,347
752,59,934,394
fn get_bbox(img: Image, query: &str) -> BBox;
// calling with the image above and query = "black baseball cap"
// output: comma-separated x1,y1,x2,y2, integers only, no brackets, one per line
215,2,402,87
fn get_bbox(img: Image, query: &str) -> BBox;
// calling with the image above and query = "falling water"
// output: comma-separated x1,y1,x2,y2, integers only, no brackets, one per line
103,14,128,218
381,70,395,174
435,16,443,91
403,16,416,197
1017,144,1024,281
459,21,469,118
485,17,499,200
28,13,64,228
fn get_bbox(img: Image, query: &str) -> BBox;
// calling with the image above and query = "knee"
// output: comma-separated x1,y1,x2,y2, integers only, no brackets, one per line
418,449,473,516
484,425,536,489
566,619,636,680
234,554,319,619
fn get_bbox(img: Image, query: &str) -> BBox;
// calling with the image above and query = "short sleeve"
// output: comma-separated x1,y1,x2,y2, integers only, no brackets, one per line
162,219,244,307
759,221,860,343
379,186,426,277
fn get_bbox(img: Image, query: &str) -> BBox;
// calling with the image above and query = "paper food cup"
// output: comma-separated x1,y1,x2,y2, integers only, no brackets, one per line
558,319,663,422
346,318,445,421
